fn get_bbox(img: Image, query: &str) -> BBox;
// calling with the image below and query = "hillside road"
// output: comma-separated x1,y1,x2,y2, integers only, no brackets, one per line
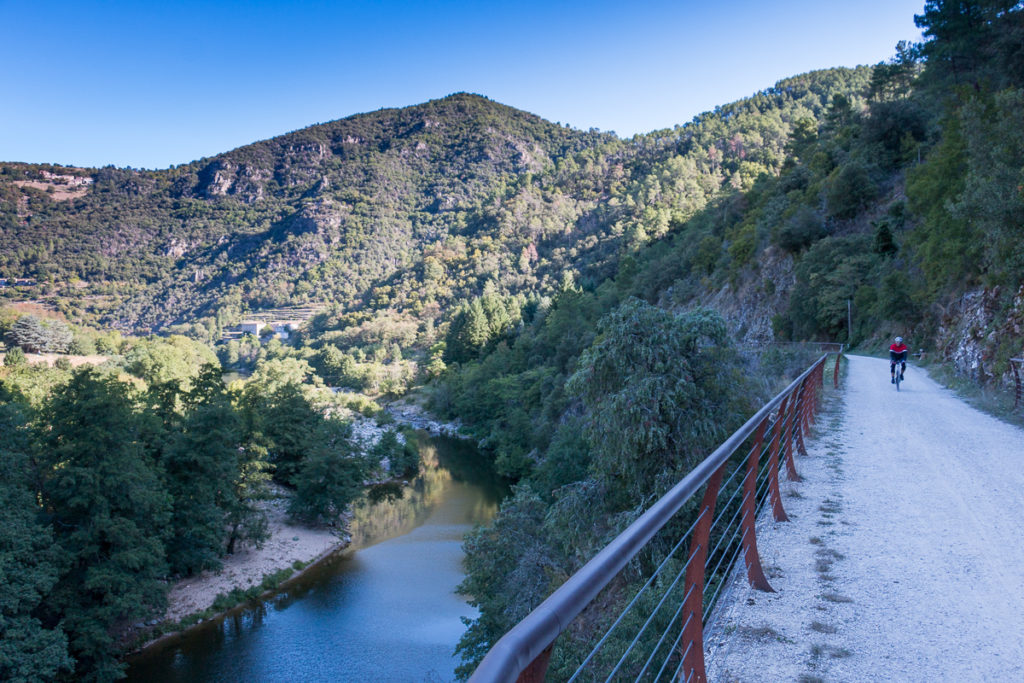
705,354,1024,681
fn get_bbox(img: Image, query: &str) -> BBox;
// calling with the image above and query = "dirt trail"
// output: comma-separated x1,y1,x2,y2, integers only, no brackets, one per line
705,354,1024,681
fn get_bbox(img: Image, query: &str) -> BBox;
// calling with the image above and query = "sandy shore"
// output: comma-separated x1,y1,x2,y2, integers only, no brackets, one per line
163,493,349,623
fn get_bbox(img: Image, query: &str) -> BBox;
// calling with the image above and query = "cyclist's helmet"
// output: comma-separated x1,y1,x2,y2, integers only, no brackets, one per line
895,336,903,343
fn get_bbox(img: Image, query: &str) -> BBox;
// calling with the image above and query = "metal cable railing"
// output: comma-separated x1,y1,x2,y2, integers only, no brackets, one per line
566,409,792,681
469,352,843,682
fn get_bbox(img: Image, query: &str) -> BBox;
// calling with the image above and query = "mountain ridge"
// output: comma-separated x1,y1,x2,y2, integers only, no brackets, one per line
1,69,865,336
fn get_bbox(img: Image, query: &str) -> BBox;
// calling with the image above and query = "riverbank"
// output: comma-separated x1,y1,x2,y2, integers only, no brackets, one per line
128,403,466,655
123,489,351,657
384,394,465,437
124,434,502,682
162,490,349,624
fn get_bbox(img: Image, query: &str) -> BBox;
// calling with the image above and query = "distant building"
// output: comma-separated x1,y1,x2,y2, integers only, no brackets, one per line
0,278,37,288
222,308,320,343
237,320,265,336
270,321,301,340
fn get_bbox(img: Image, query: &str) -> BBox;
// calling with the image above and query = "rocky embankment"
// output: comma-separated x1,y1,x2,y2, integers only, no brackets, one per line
384,399,464,437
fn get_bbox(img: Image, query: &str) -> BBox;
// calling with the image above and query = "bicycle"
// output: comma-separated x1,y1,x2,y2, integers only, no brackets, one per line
890,354,907,391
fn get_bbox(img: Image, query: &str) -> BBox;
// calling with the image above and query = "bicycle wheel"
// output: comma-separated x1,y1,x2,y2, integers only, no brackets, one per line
895,370,901,391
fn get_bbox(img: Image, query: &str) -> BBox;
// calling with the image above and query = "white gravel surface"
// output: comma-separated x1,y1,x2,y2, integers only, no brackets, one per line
704,354,1024,682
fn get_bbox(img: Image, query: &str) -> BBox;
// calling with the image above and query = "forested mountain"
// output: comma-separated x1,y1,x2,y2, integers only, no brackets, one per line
3,1,1024,680
2,70,865,340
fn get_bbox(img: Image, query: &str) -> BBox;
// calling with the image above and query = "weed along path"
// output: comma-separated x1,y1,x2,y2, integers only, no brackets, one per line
704,354,1024,682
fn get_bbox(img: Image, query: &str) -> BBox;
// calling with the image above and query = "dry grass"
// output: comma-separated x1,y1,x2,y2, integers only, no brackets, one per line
13,179,90,201
0,353,108,368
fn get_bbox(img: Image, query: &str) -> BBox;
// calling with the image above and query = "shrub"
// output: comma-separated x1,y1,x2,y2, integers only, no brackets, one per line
4,346,27,366
826,162,879,220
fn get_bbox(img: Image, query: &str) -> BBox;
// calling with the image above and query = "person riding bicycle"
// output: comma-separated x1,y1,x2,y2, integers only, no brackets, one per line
890,336,908,384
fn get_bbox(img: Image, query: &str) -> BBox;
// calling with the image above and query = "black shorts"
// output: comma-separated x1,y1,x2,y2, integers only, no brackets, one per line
890,351,907,363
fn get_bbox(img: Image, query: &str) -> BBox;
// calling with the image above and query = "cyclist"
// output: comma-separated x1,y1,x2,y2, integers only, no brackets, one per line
890,336,908,384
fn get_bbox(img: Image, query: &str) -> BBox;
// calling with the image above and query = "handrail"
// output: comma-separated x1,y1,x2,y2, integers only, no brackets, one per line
470,352,839,682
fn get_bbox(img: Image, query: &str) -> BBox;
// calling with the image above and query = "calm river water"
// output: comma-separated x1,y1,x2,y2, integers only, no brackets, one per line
125,435,505,682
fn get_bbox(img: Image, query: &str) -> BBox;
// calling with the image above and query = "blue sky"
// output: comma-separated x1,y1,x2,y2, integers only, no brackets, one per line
1,0,925,170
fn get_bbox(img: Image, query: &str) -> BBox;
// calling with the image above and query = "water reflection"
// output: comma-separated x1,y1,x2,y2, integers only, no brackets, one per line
125,433,506,683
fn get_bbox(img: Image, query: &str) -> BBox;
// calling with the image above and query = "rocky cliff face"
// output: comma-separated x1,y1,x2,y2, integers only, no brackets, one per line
196,160,270,202
935,285,1024,387
703,247,796,345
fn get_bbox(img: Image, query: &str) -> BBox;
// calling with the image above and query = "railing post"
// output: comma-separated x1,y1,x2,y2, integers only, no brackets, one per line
804,366,819,428
680,463,726,683
767,399,789,522
785,381,804,481
516,645,553,683
741,417,774,592
1012,358,1022,409
810,362,823,423
833,352,841,389
795,378,809,456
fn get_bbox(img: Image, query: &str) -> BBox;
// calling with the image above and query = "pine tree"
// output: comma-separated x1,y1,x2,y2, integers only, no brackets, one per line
288,418,369,522
0,394,72,682
37,370,171,681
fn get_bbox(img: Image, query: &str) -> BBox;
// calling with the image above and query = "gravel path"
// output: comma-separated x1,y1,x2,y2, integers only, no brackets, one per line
704,354,1024,682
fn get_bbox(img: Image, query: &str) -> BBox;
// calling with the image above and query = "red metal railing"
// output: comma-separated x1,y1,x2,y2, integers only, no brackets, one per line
469,352,843,682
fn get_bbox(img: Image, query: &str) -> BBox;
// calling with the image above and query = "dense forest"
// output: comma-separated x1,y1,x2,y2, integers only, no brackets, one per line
0,333,415,681
2,1,1023,680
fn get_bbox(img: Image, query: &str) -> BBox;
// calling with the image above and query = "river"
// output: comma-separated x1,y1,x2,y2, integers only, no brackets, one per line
125,434,505,682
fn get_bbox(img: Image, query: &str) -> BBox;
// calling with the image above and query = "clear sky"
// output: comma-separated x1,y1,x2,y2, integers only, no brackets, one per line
1,0,925,170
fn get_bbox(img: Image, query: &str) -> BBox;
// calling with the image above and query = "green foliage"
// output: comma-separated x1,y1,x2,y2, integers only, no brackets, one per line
954,89,1024,287
4,346,27,366
288,418,369,522
0,396,72,683
790,236,874,339
6,315,72,354
530,418,590,496
906,115,977,292
862,98,930,168
122,334,218,388
0,319,388,678
242,380,322,486
915,1,1024,92
455,485,552,680
444,293,521,363
868,41,922,102
373,428,419,477
10,15,1024,675
162,395,242,576
777,207,825,253
567,300,748,508
38,370,172,681
825,162,879,220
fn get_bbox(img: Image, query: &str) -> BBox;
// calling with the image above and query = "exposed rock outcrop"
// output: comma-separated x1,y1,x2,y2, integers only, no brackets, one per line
935,285,1024,387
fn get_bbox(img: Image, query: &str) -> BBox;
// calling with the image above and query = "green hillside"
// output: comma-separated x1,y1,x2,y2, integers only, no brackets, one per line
2,70,864,337
3,2,1024,680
